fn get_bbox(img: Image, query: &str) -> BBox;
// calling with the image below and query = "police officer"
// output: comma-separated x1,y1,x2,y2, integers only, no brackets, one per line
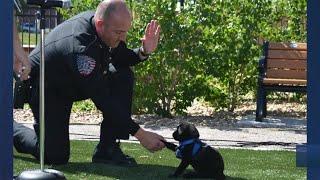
14,0,165,166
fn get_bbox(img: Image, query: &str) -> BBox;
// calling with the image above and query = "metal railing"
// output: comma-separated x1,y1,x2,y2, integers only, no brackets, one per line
15,7,62,53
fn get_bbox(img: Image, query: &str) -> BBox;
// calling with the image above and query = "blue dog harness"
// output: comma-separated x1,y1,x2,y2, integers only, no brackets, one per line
176,138,203,159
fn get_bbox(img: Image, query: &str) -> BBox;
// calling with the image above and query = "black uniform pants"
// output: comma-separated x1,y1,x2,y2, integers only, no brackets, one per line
13,67,134,164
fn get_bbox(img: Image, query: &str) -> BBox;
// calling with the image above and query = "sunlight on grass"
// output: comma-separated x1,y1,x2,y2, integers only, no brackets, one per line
14,141,306,180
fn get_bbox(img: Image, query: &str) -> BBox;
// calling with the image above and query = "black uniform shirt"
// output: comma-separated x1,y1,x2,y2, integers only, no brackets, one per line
29,11,144,135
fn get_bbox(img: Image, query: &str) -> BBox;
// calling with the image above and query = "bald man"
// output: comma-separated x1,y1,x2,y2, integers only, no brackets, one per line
13,0,165,166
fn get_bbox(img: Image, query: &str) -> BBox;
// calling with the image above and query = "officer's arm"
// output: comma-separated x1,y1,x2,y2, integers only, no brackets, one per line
113,42,150,67
128,120,140,136
135,46,149,61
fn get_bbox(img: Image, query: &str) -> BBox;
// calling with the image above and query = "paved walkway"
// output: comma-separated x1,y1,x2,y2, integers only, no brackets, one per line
20,116,306,151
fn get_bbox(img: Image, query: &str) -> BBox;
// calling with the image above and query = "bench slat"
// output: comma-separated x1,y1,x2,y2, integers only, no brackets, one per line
268,50,307,60
268,42,307,50
266,69,306,79
263,78,307,86
267,59,307,70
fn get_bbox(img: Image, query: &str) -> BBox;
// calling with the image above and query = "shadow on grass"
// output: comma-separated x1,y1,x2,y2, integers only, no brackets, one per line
14,154,38,164
14,155,246,179
225,176,247,180
57,162,246,180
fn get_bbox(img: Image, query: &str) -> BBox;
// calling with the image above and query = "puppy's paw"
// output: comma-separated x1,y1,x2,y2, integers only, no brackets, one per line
161,140,177,151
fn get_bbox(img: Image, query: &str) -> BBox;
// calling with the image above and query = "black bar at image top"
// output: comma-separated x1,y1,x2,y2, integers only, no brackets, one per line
27,0,67,8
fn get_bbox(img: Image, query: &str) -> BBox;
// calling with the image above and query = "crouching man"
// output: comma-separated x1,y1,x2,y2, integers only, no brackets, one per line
14,0,165,166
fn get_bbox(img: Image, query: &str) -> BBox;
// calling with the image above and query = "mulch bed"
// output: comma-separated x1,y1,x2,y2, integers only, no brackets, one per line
14,100,306,128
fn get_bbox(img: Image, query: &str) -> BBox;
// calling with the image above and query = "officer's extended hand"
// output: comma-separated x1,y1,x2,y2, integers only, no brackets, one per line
134,128,165,152
140,20,161,55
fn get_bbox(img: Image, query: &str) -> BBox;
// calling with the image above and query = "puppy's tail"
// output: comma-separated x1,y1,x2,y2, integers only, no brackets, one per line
161,140,177,151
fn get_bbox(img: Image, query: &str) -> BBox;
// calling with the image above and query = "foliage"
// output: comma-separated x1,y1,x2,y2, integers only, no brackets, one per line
128,0,218,116
72,99,97,112
58,0,306,116
130,0,306,115
260,0,307,42
191,0,272,111
58,0,99,19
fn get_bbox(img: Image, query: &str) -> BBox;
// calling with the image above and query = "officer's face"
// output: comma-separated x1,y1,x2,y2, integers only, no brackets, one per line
102,14,131,48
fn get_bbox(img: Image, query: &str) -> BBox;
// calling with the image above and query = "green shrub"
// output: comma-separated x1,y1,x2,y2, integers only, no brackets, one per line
59,0,306,116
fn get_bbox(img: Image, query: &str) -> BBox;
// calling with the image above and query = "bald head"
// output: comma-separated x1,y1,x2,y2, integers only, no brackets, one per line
94,0,131,22
94,0,132,48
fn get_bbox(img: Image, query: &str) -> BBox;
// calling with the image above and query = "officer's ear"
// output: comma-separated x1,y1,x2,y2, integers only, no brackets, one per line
95,19,105,33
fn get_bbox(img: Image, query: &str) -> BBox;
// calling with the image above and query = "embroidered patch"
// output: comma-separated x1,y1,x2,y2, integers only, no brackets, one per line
76,55,96,76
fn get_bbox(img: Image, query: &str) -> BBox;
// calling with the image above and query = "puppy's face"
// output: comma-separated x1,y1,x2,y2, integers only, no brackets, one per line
173,122,199,142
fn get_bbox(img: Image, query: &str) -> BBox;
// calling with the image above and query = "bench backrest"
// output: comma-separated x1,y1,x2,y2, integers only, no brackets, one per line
264,41,307,80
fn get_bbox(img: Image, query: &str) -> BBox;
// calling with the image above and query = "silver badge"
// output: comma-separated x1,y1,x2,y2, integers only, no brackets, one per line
108,63,117,73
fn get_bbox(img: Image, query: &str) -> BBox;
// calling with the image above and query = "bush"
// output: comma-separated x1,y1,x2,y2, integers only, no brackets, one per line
59,0,306,116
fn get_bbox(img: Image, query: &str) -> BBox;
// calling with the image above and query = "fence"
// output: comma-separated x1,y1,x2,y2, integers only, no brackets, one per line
15,7,62,53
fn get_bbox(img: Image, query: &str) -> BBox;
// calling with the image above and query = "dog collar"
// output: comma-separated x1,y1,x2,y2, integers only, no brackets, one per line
176,138,202,159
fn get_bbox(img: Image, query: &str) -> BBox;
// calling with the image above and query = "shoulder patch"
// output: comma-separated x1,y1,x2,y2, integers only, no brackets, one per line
76,55,96,76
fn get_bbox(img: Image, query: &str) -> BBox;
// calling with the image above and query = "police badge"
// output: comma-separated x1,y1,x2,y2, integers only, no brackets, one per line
76,55,96,76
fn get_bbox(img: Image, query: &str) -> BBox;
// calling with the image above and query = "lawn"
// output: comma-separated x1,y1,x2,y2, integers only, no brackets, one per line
19,32,39,45
14,141,306,180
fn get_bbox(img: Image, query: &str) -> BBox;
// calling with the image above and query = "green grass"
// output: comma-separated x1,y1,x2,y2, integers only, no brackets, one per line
14,141,306,180
19,32,39,45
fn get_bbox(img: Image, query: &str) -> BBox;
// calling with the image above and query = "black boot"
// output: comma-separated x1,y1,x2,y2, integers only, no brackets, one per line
92,141,137,167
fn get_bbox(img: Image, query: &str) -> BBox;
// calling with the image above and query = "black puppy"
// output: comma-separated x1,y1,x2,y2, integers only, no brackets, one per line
162,122,225,179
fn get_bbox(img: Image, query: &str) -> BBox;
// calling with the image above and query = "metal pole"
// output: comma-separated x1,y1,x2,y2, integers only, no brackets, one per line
39,26,45,171
39,8,46,171
16,7,66,180
37,7,47,171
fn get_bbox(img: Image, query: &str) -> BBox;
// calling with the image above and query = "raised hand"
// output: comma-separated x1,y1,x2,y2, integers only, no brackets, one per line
141,20,161,55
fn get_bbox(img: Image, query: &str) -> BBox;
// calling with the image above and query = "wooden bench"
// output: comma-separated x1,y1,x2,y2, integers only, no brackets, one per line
256,41,307,121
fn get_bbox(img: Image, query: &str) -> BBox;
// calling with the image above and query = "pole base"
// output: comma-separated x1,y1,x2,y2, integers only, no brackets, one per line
15,169,66,180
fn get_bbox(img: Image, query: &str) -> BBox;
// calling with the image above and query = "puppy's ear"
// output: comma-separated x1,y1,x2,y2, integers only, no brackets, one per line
173,124,184,141
187,123,199,138
177,122,200,140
